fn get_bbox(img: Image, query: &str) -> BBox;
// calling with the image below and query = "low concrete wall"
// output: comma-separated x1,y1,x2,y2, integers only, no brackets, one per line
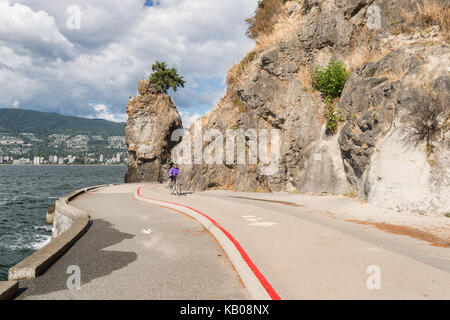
52,192,89,238
8,185,111,282
0,281,18,300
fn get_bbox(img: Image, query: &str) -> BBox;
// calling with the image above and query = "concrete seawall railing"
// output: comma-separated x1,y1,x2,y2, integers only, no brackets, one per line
6,184,111,284
0,281,19,300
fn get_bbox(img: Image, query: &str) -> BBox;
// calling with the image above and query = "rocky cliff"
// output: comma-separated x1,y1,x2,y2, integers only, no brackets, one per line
126,0,449,215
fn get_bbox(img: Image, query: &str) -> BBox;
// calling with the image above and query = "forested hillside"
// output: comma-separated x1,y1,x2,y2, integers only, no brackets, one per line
0,108,127,162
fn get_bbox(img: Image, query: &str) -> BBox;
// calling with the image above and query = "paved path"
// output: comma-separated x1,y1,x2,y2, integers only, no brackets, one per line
137,184,450,300
16,184,249,300
17,183,450,299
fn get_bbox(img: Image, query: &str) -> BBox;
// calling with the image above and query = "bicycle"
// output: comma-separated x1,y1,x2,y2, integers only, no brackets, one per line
169,176,182,196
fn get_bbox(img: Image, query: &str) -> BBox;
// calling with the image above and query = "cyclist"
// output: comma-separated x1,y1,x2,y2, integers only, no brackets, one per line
168,163,180,187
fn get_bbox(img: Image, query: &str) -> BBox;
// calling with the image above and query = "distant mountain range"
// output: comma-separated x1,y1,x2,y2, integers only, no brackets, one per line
0,108,127,163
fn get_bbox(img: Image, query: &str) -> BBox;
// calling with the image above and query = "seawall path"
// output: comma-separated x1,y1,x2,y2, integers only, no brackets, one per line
8,183,450,299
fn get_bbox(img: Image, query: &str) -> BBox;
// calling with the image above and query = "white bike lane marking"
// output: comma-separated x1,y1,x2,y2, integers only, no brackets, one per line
141,229,154,234
241,215,278,227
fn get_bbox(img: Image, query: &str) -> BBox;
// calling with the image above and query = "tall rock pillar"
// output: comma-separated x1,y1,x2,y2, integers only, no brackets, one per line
125,80,182,183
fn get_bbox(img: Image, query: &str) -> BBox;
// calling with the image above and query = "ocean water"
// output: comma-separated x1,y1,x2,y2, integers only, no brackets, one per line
0,165,127,281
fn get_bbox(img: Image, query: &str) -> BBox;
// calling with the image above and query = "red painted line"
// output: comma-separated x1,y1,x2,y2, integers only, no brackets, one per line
136,185,281,300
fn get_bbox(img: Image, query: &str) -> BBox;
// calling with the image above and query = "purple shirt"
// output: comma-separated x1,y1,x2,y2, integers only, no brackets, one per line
169,167,180,177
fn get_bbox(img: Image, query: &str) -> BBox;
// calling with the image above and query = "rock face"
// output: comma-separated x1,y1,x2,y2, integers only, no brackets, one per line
338,43,449,214
125,80,182,183
126,0,449,215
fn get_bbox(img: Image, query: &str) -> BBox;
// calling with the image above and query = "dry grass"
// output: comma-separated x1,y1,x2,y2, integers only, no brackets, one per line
255,10,303,50
246,0,289,40
226,50,258,89
345,45,391,71
297,64,312,89
231,93,250,114
383,61,409,81
402,0,450,40
228,1,303,88
226,63,242,88
348,0,449,70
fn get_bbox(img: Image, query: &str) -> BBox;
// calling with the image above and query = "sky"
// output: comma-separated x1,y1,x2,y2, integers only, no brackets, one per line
0,0,258,127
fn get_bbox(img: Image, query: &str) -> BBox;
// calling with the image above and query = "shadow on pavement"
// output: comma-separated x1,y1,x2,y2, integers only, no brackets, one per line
178,191,194,196
16,219,137,299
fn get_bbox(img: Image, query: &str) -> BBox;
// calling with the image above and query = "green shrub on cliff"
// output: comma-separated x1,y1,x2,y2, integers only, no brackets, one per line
312,59,349,135
312,59,349,98
149,61,185,94
323,96,345,135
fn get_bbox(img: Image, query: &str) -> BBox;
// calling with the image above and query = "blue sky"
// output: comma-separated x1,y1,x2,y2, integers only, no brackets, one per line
0,0,258,126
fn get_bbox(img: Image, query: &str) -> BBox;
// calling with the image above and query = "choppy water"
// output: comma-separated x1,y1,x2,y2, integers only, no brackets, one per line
0,165,127,281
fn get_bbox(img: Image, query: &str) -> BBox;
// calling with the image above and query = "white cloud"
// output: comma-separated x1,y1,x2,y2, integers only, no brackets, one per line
179,111,202,129
88,103,127,123
0,1,75,60
0,0,258,119
10,0,144,49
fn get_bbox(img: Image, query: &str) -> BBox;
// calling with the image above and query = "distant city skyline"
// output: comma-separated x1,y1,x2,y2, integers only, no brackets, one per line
2,152,127,165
